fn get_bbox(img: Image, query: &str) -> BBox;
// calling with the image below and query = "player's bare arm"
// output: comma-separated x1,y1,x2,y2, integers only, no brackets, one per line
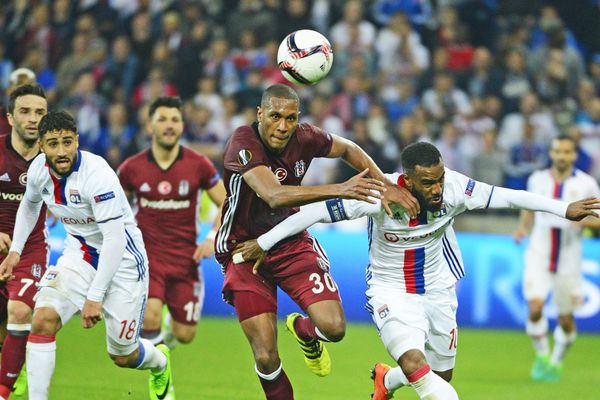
242,164,384,208
0,251,19,282
193,181,227,262
0,232,11,255
327,134,419,218
513,210,534,244
565,197,600,221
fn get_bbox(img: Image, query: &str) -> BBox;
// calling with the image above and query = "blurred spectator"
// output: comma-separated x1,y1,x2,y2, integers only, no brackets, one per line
372,0,433,32
366,103,391,146
462,46,501,98
194,76,225,122
590,54,600,97
417,47,449,95
150,40,178,82
160,11,183,53
434,121,470,174
132,66,178,109
498,92,558,150
470,128,505,186
20,45,57,104
503,119,548,189
17,3,60,69
437,7,475,71
227,0,278,46
106,35,140,101
375,12,429,81
330,0,376,51
129,12,156,81
0,43,14,91
98,102,136,167
336,118,385,182
453,96,496,151
235,69,263,110
565,124,593,174
56,34,92,100
0,67,37,134
230,29,264,75
202,37,240,96
422,72,472,125
327,73,371,130
51,0,75,51
576,97,600,177
382,79,419,124
302,94,346,137
459,0,497,49
185,103,223,162
535,48,569,105
497,48,534,114
279,0,315,39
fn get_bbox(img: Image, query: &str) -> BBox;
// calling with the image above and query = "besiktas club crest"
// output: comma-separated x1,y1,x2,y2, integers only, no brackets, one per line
294,160,306,177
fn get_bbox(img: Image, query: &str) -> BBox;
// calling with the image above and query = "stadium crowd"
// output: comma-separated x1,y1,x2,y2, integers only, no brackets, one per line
1,0,600,189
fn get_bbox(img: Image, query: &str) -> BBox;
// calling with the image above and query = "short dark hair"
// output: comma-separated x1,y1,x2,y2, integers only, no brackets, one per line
38,111,77,138
148,96,183,118
401,142,442,173
554,133,577,147
261,84,299,108
7,84,46,113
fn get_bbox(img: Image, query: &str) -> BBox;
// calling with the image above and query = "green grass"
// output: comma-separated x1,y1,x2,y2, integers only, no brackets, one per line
34,317,599,399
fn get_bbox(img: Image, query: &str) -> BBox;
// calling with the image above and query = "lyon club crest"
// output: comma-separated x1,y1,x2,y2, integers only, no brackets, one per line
294,160,306,178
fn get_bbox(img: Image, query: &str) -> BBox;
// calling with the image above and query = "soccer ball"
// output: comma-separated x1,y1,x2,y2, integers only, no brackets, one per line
277,30,334,85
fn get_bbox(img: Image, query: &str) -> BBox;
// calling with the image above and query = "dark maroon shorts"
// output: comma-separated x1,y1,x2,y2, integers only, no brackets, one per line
147,253,203,326
1,251,47,309
223,235,341,321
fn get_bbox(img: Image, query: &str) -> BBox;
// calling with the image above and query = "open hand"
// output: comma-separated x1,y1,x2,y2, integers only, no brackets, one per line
381,182,419,219
193,239,215,262
338,169,386,204
566,197,600,221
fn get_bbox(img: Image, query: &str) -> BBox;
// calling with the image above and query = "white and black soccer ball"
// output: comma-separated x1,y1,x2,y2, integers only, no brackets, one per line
277,30,334,86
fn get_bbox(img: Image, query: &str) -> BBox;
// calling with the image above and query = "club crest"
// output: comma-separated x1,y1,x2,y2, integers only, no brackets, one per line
294,160,306,177
178,180,190,196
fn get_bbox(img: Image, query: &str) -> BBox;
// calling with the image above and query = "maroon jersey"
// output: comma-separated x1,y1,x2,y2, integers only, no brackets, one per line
215,122,333,264
118,146,220,264
0,134,47,256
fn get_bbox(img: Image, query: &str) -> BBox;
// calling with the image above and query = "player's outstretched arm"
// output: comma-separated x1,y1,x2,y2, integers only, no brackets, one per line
565,197,600,221
327,135,419,218
243,166,385,208
193,180,227,262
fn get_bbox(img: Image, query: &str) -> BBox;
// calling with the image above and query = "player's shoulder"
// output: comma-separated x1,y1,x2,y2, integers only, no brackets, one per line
530,169,550,181
180,145,214,165
28,153,48,175
573,168,595,182
79,151,115,178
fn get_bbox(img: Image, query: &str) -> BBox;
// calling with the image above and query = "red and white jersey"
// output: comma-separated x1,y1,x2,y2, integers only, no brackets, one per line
25,150,146,280
118,146,220,264
335,169,495,293
0,135,47,258
526,169,600,272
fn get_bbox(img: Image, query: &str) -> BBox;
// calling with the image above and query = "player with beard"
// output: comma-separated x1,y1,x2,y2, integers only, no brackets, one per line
119,96,226,352
513,135,600,382
0,84,48,399
0,111,174,400
232,141,600,400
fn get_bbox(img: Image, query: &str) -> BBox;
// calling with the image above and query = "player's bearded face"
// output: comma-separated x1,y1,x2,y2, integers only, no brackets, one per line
41,130,79,177
550,139,577,173
8,95,47,145
257,97,299,153
407,162,445,212
150,107,184,150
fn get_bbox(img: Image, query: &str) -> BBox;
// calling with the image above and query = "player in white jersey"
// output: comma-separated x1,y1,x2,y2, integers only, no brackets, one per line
513,134,600,382
232,142,600,400
0,112,175,400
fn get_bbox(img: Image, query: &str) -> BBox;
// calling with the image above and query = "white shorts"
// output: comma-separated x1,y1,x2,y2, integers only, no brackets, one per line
367,285,458,372
523,249,583,314
36,255,148,356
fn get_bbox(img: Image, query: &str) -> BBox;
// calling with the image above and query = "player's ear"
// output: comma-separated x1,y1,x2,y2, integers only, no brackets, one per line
256,106,262,121
6,112,13,127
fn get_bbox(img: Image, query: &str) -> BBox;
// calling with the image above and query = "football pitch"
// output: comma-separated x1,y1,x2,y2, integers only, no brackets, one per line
42,316,597,399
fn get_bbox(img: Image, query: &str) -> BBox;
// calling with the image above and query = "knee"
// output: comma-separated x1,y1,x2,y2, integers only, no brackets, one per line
7,302,32,324
31,308,61,335
398,349,428,376
435,369,453,382
318,317,346,343
254,348,280,373
558,315,575,333
143,309,162,330
174,330,195,344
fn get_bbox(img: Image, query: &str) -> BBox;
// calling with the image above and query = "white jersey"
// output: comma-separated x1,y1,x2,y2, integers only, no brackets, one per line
330,169,494,294
526,168,600,272
25,150,147,281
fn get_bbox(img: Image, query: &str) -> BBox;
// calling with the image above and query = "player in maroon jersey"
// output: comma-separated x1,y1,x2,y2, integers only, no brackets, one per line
215,84,419,399
0,84,48,399
118,96,226,350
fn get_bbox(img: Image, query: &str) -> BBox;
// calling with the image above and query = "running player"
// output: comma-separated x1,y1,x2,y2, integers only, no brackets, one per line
119,96,226,348
215,84,418,399
513,134,600,382
233,141,600,399
0,84,48,400
0,111,174,400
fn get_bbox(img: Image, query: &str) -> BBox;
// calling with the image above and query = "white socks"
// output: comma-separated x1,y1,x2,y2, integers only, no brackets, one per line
134,339,167,373
409,367,459,400
551,326,576,365
526,318,549,355
26,335,56,400
384,366,409,391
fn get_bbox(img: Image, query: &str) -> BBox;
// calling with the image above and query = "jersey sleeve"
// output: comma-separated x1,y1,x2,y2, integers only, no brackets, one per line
223,129,270,174
448,169,495,211
198,156,221,189
24,157,43,203
86,163,127,224
303,124,334,158
335,198,383,220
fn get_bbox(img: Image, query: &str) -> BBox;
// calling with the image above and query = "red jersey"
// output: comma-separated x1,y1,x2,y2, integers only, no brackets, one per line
118,146,220,263
0,134,47,257
215,122,333,264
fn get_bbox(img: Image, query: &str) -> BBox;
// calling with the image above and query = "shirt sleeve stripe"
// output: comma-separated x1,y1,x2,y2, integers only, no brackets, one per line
485,186,495,209
96,215,123,224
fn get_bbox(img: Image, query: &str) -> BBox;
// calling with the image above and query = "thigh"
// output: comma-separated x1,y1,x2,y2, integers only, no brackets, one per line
553,273,583,315
273,236,341,312
424,288,458,371
222,259,278,316
103,277,148,356
5,253,46,309
523,250,551,302
147,255,167,302
367,287,428,361
165,266,204,325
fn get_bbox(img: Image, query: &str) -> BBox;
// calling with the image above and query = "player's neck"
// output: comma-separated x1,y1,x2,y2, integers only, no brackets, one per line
11,131,39,161
151,142,180,169
551,166,573,182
